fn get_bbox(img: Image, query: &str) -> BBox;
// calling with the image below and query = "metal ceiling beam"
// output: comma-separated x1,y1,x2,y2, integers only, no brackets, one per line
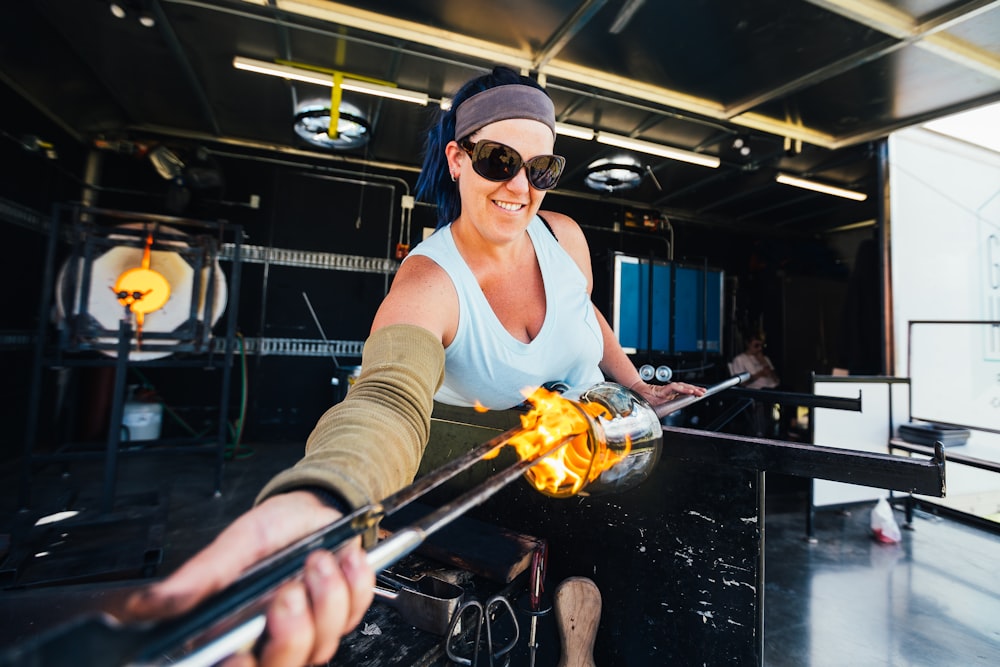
826,90,1000,149
532,0,608,70
806,0,1000,80
696,180,776,214
212,0,995,160
126,122,422,174
723,41,907,119
236,0,844,147
547,188,801,238
0,70,84,143
769,197,871,229
724,0,1000,146
150,0,221,135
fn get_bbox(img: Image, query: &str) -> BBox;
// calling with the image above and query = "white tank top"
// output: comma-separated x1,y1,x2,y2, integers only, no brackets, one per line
406,216,604,409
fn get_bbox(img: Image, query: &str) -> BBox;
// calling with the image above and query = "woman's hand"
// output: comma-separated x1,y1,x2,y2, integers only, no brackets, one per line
630,380,706,407
124,491,375,666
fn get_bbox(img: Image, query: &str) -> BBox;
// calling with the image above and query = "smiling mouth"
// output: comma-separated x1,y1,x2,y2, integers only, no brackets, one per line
494,200,525,211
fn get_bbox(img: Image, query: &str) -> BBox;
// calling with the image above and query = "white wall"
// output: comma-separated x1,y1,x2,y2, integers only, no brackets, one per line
888,127,1000,429
888,127,1000,515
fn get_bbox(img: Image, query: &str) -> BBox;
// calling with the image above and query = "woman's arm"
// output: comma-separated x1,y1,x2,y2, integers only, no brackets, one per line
593,305,704,404
540,210,705,405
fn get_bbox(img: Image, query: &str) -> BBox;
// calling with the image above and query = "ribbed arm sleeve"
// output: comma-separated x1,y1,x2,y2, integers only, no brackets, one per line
256,324,445,510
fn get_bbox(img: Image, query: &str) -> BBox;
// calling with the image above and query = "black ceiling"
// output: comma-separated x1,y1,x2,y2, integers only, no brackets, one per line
2,0,999,236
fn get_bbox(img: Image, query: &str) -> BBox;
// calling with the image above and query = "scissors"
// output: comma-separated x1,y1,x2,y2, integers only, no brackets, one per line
444,594,520,666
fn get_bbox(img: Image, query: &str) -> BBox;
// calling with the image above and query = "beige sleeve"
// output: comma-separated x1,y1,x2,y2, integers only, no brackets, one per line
256,324,445,510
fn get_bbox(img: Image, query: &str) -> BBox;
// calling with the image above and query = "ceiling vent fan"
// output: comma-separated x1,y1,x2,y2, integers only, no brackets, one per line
293,100,371,150
584,156,645,193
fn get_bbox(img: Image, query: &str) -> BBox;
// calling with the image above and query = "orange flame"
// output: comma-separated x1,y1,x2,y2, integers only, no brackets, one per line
484,387,632,497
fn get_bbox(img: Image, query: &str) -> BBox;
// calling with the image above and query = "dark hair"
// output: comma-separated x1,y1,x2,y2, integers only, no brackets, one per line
414,66,547,229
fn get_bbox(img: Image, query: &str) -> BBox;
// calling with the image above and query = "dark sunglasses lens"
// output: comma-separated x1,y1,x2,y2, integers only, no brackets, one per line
470,141,564,190
525,155,565,190
473,142,522,181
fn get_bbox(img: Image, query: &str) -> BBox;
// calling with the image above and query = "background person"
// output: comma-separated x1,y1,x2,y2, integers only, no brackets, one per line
730,333,779,436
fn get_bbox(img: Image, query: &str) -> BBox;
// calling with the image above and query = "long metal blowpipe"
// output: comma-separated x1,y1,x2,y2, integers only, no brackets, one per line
0,415,574,667
3,376,750,667
131,376,753,666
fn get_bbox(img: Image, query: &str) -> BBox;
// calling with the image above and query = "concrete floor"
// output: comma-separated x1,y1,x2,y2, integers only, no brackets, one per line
2,441,999,666
762,499,1000,667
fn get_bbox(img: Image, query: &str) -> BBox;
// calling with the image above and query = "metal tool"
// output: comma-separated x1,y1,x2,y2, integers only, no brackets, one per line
526,543,548,667
0,376,752,667
373,571,465,635
444,595,520,667
0,397,585,667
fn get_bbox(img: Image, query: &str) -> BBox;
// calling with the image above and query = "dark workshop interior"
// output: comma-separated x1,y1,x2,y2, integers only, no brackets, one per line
1,1,999,665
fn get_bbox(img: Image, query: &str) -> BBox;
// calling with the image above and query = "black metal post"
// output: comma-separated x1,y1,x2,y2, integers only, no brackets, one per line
102,315,133,514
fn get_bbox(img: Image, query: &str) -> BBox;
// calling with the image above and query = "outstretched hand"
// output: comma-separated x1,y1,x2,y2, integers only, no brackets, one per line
630,380,706,407
124,490,375,666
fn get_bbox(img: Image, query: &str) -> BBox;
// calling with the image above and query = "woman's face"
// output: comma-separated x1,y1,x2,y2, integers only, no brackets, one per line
447,117,555,244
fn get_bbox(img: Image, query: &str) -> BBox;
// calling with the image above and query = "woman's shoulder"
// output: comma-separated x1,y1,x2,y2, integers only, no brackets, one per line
537,209,582,237
537,210,587,251
396,252,452,286
372,253,457,338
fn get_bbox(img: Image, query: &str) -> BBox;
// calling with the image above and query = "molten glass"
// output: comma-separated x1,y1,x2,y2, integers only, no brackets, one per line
485,383,663,498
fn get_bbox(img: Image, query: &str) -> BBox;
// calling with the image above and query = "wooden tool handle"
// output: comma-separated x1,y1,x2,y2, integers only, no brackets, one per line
554,577,601,667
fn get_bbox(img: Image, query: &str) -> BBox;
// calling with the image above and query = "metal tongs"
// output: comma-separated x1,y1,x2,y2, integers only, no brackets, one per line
0,374,750,667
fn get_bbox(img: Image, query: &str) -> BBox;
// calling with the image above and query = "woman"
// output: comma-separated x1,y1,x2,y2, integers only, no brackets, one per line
126,66,704,665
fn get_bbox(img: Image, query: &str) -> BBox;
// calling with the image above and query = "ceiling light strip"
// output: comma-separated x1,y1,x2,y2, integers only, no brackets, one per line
271,0,534,70
541,61,725,118
258,1,728,119
555,122,595,140
596,132,720,168
233,57,429,105
775,173,868,201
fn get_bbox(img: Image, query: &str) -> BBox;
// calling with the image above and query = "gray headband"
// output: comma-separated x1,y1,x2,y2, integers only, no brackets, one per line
454,84,556,141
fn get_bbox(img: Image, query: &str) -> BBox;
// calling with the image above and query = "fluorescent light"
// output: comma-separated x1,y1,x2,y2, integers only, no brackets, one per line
233,56,429,106
555,123,595,141
596,132,720,168
775,173,868,201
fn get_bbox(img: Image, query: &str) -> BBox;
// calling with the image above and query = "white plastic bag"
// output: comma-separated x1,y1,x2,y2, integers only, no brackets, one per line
870,497,902,544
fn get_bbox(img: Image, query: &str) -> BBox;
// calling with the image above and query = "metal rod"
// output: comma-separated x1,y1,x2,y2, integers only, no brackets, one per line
377,423,527,517
368,429,573,571
0,415,551,667
654,372,750,418
727,387,862,412
301,291,340,369
660,426,946,496
144,426,574,667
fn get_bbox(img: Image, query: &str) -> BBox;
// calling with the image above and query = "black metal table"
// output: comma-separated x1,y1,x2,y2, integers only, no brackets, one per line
407,405,945,666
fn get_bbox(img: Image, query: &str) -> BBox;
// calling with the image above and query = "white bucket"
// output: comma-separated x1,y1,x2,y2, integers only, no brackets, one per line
122,400,164,441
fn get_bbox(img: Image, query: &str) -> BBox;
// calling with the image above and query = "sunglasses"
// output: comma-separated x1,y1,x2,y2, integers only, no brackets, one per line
459,139,566,191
